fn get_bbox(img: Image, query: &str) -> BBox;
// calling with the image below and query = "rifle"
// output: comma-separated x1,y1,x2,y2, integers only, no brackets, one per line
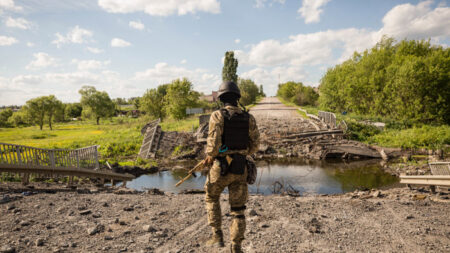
175,159,208,187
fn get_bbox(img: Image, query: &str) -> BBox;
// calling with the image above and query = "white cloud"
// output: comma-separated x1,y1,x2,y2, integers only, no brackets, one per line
72,59,111,71
0,35,18,46
98,0,220,16
298,0,331,24
379,0,450,40
234,39,241,44
238,1,450,68
26,42,34,47
254,0,285,8
129,20,144,30
5,17,32,29
87,47,104,54
241,66,307,96
26,52,58,70
52,26,93,48
134,62,220,93
0,0,22,12
111,38,131,47
180,59,187,64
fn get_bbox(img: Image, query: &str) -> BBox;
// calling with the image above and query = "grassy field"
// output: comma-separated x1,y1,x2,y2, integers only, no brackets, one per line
0,116,200,162
277,97,450,150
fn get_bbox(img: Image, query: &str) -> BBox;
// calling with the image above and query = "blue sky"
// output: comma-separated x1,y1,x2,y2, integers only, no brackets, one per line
0,0,449,105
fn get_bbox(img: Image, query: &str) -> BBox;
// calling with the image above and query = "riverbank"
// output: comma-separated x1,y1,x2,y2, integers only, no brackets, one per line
1,182,449,253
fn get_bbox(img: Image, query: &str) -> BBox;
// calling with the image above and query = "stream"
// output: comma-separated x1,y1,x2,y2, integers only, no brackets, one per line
127,159,399,195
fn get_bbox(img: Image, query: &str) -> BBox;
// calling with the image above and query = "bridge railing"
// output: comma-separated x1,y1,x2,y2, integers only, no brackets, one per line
0,143,99,170
318,111,337,129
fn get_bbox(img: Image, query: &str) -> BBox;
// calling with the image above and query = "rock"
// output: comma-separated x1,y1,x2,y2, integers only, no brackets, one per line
104,235,113,241
249,209,258,216
92,214,102,218
143,225,156,232
7,204,15,210
20,221,30,226
147,188,165,195
87,224,104,235
36,238,44,246
372,190,381,198
119,221,127,226
406,215,414,220
0,246,15,253
70,242,77,248
259,223,269,228
123,206,134,212
79,210,92,215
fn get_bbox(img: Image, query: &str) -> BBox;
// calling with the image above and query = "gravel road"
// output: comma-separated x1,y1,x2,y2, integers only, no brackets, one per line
1,183,449,253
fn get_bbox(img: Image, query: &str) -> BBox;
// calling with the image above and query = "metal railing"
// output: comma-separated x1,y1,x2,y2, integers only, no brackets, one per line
0,143,99,170
318,111,337,129
429,162,450,176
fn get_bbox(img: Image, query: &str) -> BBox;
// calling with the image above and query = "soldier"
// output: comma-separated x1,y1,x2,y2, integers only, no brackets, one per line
204,81,260,253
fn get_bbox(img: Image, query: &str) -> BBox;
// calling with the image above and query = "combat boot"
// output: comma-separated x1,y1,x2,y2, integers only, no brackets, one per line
231,243,243,253
205,230,224,247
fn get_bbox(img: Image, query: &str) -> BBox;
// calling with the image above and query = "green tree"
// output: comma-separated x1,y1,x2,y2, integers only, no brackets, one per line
319,37,449,124
222,51,238,83
258,85,266,97
0,109,13,127
79,86,115,125
45,95,62,130
165,78,200,119
24,96,47,130
238,79,259,106
7,111,28,127
141,84,169,119
65,103,83,119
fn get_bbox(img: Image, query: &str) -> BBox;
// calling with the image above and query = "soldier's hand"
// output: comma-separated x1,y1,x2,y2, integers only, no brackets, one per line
204,155,214,166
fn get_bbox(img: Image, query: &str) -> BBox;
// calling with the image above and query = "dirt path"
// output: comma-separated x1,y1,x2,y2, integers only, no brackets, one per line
1,183,449,252
250,97,324,137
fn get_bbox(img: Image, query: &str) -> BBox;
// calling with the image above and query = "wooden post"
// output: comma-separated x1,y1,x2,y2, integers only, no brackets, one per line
121,180,127,188
68,176,74,186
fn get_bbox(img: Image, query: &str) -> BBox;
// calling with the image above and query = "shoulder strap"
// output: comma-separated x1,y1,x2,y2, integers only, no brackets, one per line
220,108,231,120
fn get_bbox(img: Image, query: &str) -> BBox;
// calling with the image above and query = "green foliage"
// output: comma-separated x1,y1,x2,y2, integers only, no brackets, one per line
164,78,200,119
0,109,13,127
368,125,450,149
7,111,29,127
24,95,62,130
277,81,319,106
79,86,115,125
345,120,382,142
140,84,169,119
222,51,238,83
238,79,260,106
319,37,450,124
65,103,83,119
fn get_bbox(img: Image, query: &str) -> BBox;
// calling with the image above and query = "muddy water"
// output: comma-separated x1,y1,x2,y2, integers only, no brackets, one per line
128,159,399,195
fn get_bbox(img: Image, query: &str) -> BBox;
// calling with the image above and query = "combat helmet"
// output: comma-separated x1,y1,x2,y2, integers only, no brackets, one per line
218,81,241,98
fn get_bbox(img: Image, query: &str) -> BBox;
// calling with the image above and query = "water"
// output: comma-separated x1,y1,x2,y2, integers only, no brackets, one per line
127,159,399,195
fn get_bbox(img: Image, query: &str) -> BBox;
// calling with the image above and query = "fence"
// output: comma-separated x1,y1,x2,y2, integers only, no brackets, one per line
429,162,450,175
0,143,99,170
186,108,204,115
318,111,337,129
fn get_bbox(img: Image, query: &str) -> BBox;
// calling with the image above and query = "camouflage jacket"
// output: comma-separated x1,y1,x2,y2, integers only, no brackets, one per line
206,105,260,157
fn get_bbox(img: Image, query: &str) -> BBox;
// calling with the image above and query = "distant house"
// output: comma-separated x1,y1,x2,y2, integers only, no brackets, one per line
201,91,218,103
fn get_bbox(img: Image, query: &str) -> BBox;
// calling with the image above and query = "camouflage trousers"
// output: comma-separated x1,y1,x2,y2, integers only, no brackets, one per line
204,159,248,246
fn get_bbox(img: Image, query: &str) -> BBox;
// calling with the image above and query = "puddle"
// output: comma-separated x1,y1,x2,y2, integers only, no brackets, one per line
127,159,399,195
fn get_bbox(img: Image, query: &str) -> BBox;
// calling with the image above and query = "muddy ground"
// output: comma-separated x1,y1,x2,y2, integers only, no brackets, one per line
1,182,449,253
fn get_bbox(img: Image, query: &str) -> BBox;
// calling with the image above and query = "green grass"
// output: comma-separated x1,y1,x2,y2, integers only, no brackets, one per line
0,115,201,161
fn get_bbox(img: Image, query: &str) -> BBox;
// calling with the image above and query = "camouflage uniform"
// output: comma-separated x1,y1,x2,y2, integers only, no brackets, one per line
205,105,260,247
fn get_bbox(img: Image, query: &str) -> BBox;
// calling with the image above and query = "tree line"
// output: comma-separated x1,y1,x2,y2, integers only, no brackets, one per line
0,51,265,129
276,37,449,125
319,37,449,125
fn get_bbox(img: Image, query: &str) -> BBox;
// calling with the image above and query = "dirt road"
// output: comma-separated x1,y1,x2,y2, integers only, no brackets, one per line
250,97,324,136
1,183,449,253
